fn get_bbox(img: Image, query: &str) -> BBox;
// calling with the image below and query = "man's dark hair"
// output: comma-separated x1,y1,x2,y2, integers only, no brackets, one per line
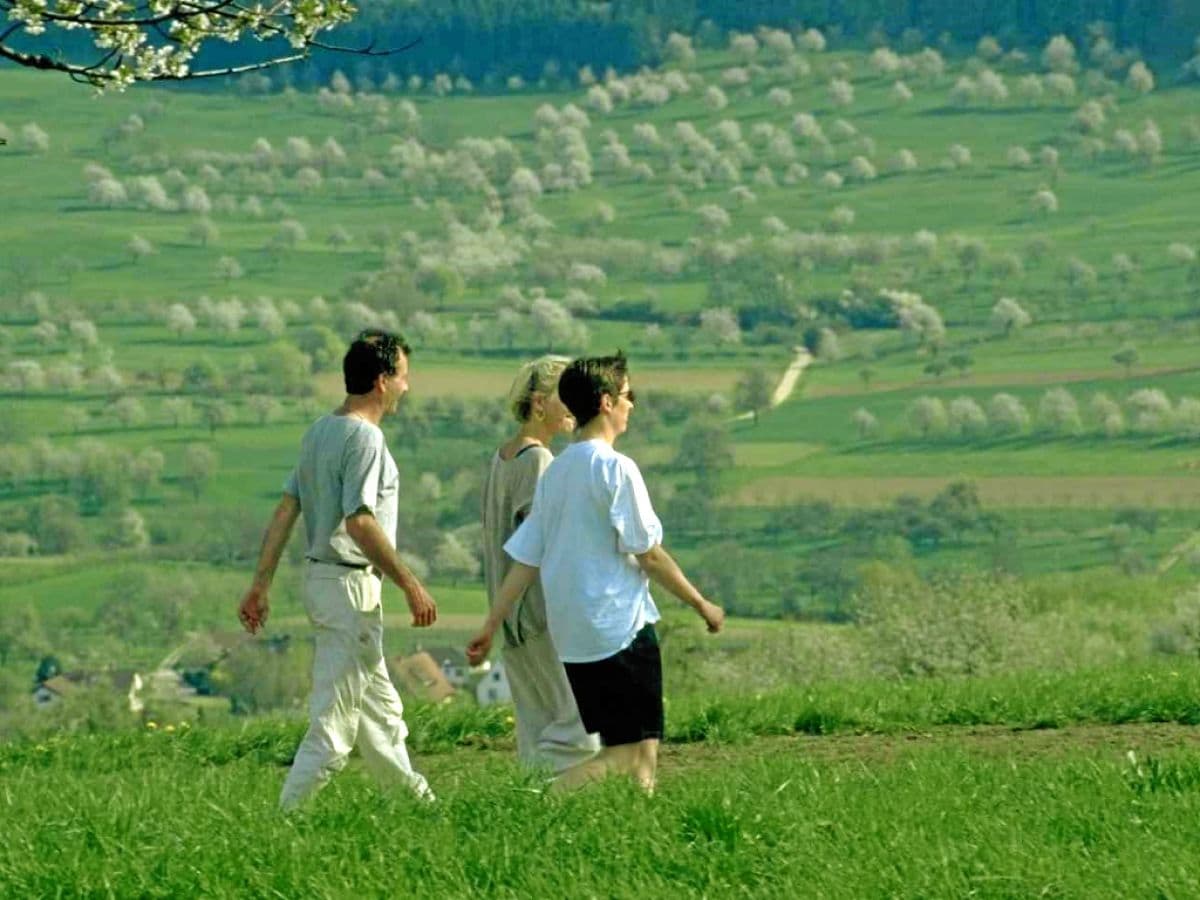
343,329,411,394
557,351,629,427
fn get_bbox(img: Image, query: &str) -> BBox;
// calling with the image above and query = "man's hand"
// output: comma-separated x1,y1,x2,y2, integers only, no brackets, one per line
405,582,437,628
238,585,270,634
698,599,725,634
466,630,493,667
239,494,298,635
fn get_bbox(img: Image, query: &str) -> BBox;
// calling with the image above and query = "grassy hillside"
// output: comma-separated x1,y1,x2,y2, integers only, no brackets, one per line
3,33,1200,700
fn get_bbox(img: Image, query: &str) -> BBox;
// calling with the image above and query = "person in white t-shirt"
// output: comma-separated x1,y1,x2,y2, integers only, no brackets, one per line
467,352,724,792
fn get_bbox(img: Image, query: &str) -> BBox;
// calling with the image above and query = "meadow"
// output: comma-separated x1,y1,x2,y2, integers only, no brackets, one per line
5,666,1200,897
5,23,1200,892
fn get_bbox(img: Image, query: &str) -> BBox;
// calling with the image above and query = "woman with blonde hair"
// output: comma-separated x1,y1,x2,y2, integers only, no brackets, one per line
480,355,599,772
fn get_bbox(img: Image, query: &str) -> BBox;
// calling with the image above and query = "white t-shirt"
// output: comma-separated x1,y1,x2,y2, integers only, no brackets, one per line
504,438,663,663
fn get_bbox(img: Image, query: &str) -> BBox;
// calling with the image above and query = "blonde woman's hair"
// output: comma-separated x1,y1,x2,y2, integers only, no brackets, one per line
506,355,571,422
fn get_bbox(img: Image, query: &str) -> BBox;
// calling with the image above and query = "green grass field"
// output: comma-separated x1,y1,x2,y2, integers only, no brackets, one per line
5,665,1200,896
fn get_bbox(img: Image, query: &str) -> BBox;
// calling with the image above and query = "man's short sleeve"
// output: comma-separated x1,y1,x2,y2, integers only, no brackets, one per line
503,478,545,566
608,456,663,555
284,468,300,499
341,429,385,518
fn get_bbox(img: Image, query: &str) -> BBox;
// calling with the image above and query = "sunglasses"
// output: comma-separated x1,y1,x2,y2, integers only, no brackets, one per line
616,388,636,404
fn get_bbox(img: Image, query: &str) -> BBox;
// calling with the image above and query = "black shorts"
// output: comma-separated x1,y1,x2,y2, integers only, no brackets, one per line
563,623,664,747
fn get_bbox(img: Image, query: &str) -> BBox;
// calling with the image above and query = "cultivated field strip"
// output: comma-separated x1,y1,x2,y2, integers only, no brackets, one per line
731,474,1200,507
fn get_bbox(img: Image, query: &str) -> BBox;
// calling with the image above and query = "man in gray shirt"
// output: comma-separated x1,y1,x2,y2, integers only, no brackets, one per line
238,329,438,811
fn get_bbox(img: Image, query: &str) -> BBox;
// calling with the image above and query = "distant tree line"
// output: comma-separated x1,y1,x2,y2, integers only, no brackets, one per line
687,0,1194,62
325,1,1200,83
8,0,1193,87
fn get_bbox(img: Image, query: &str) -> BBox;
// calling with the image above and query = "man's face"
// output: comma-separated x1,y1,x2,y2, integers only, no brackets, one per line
611,377,635,435
381,351,409,415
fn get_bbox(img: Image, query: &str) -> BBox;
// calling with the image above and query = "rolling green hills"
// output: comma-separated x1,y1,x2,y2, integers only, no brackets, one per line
3,30,1200,702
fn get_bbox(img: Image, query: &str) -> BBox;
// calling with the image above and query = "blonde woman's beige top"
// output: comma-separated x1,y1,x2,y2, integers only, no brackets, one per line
481,444,552,647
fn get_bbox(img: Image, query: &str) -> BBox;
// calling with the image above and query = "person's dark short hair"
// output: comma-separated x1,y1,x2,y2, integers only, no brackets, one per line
558,351,629,428
343,329,411,394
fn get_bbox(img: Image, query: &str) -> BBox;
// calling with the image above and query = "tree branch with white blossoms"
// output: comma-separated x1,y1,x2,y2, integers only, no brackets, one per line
0,0,418,89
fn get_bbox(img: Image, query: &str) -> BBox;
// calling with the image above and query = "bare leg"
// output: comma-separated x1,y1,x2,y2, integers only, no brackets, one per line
633,738,659,794
550,740,656,794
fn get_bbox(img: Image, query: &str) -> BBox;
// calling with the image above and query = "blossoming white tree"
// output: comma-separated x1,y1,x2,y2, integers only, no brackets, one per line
852,408,878,439
699,307,741,347
907,396,948,438
0,0,407,89
165,303,196,339
1126,61,1155,96
1039,387,1083,435
948,397,988,437
990,298,1032,336
988,394,1030,434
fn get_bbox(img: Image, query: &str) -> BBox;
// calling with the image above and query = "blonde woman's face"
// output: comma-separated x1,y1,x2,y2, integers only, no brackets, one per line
541,386,575,433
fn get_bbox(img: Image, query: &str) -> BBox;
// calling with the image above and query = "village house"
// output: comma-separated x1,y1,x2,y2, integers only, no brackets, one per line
475,660,512,707
422,646,472,689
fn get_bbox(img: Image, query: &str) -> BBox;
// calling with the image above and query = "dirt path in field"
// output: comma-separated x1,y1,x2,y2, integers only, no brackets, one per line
732,347,813,422
806,363,1200,400
770,348,814,407
419,722,1200,784
656,722,1200,773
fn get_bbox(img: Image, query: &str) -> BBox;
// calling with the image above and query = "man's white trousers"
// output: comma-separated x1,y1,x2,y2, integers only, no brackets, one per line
279,563,433,811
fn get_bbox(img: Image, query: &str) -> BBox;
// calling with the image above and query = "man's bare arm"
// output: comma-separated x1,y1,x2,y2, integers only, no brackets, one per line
238,493,301,634
635,544,724,633
466,562,538,665
345,510,437,627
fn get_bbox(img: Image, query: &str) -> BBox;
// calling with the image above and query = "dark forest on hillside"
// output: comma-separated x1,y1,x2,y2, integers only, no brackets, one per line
4,0,1198,88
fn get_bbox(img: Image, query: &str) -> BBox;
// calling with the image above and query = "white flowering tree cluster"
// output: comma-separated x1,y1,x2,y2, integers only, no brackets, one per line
80,130,388,223
879,288,946,350
1,355,128,394
0,0,391,89
753,228,907,273
0,312,122,393
21,21,1193,402
0,437,167,519
57,22,995,327
847,44,946,87
858,383,1200,443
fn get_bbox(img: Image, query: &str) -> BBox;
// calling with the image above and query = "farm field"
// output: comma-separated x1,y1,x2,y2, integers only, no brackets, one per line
730,474,1200,507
